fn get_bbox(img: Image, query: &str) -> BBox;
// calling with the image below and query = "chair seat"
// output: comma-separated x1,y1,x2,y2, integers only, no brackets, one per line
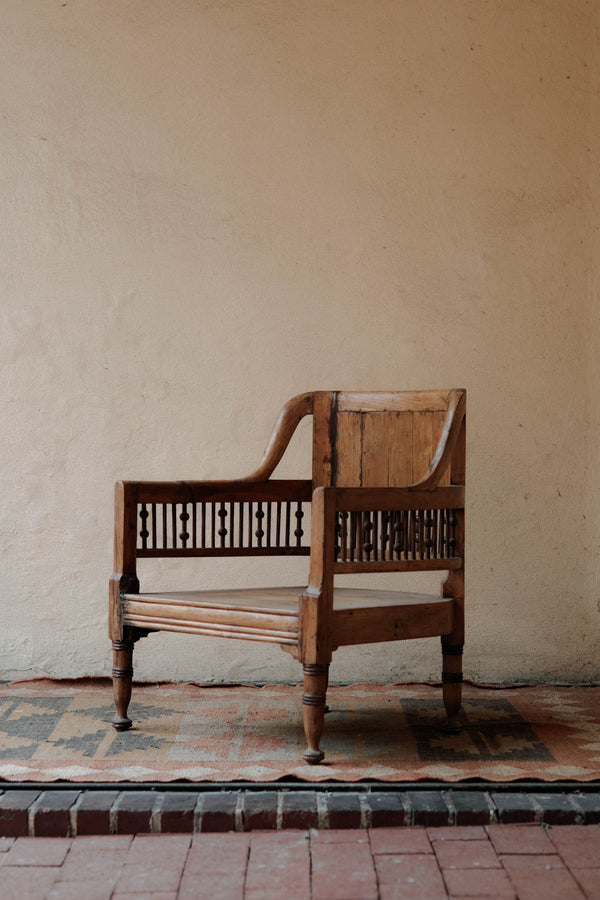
122,586,453,648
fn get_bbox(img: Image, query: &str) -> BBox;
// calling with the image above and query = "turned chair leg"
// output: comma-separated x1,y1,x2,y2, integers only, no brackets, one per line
112,639,134,731
302,663,329,764
441,637,463,732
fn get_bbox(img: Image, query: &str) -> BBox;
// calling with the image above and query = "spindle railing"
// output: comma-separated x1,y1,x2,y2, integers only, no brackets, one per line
132,480,312,558
334,507,458,563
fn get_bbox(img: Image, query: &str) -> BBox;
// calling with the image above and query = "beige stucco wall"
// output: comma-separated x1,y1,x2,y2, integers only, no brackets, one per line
1,0,599,685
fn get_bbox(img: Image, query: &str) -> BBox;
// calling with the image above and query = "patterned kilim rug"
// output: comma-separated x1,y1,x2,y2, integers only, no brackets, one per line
1,680,599,783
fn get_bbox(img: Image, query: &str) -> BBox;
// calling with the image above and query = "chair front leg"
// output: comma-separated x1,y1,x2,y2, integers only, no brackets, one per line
112,638,135,731
302,663,329,764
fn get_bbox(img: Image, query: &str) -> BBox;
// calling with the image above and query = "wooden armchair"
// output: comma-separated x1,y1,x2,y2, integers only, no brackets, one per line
109,390,466,764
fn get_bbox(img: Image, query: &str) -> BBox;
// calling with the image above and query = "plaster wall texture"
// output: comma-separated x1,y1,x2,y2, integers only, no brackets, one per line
1,0,599,684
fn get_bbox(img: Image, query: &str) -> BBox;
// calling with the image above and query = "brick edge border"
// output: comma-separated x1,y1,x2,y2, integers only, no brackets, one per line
1,788,600,836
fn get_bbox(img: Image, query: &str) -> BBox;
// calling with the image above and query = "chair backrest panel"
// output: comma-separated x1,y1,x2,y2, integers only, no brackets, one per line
312,392,455,489
334,389,456,413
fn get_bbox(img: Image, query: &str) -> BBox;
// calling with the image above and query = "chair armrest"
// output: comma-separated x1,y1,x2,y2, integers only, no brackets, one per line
113,479,313,563
131,479,312,505
326,484,464,512
412,388,466,489
241,393,314,482
306,485,464,583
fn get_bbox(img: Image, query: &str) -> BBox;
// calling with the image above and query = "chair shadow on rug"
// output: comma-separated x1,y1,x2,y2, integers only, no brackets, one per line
109,390,466,764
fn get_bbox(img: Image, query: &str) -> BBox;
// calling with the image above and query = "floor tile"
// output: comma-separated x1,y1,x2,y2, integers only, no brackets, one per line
549,824,600,867
444,866,516,898
370,826,433,855
245,830,310,900
376,852,447,899
572,868,600,900
434,839,501,870
503,866,586,899
429,826,488,842
180,832,249,900
311,838,378,900
486,824,555,854
3,837,72,867
0,866,60,900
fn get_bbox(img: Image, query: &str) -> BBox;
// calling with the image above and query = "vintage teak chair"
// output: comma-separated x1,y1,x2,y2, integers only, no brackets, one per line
109,390,466,763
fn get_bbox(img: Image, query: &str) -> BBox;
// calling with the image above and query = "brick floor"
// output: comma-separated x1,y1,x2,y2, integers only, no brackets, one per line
180,833,249,900
311,830,378,900
370,826,433,854
443,866,517,898
378,854,449,900
244,830,311,900
487,822,556,854
0,825,599,898
4,787,600,835
548,822,600,868
430,837,502,870
574,869,600,900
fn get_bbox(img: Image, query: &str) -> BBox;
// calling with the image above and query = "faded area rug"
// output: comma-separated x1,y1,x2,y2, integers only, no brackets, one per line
1,680,599,783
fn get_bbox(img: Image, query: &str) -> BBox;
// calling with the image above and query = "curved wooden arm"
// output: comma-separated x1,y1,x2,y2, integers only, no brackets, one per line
412,389,466,489
242,392,314,482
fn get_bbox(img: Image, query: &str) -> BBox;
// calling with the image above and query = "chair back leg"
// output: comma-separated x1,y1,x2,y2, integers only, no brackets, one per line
441,636,463,732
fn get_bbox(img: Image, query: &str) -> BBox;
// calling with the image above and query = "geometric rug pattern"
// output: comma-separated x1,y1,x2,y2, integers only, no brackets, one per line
1,679,600,783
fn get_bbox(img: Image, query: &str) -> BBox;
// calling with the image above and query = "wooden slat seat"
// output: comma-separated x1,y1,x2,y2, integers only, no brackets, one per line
121,587,453,649
110,389,466,763
123,587,302,645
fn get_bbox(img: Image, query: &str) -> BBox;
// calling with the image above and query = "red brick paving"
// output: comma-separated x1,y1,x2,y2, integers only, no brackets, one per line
430,837,502,870
369,825,432,854
487,822,556,854
244,830,311,900
575,870,600,900
311,831,378,900
548,823,600,868
500,866,586,899
179,833,249,900
375,853,448,900
429,825,488,841
442,866,516,898
0,825,598,898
